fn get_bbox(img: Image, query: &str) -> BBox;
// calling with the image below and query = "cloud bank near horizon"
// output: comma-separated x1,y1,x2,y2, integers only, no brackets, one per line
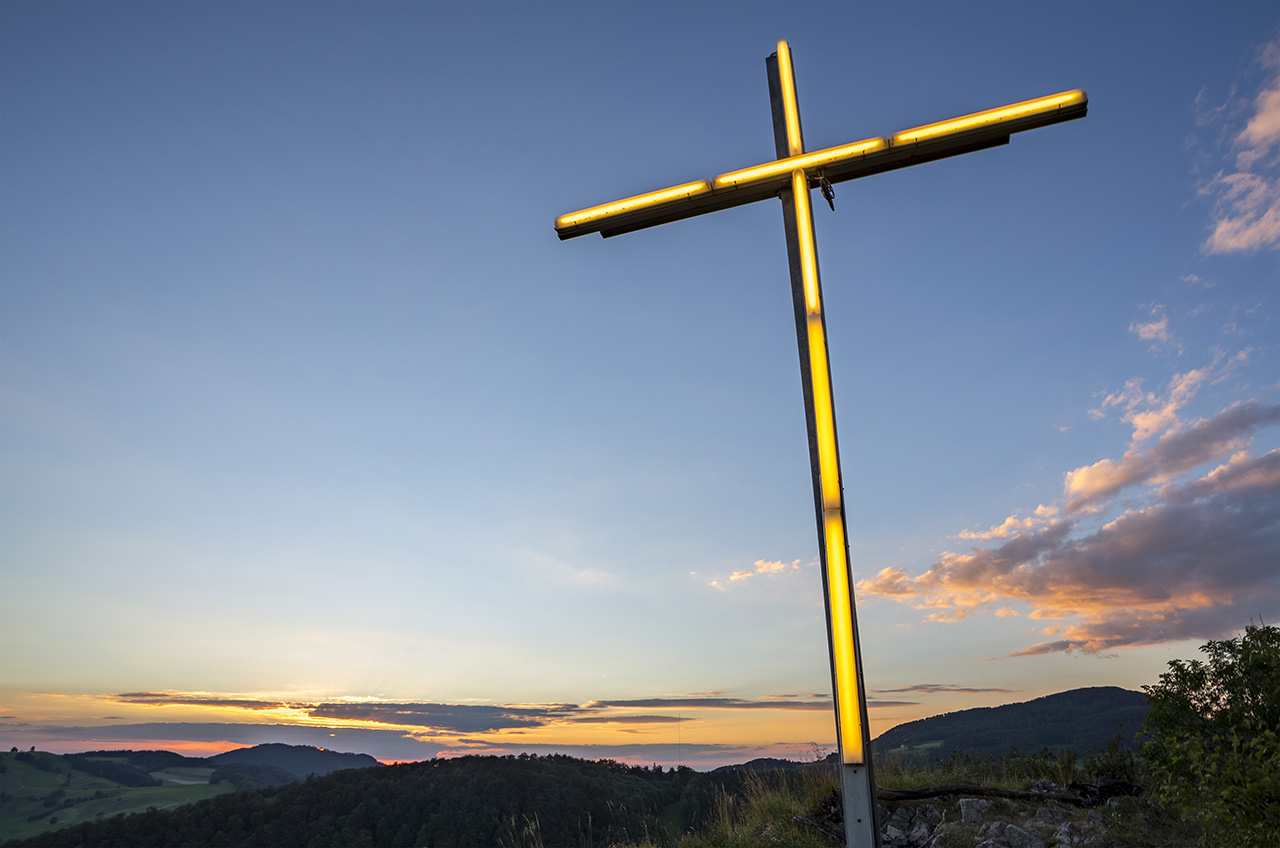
0,685,953,766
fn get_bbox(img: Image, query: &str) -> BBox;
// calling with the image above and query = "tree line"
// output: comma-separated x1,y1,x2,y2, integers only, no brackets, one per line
4,753,760,847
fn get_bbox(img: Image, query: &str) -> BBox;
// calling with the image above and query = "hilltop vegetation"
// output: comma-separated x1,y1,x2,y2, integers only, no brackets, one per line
1141,624,1280,846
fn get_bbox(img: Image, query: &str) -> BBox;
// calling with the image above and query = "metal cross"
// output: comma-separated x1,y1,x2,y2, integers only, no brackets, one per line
555,40,1086,848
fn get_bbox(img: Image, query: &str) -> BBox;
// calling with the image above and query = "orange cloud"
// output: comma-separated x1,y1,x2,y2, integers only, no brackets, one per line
111,692,289,711
708,558,804,589
956,505,1058,541
858,448,1280,655
752,559,795,574
923,609,970,623
857,566,918,597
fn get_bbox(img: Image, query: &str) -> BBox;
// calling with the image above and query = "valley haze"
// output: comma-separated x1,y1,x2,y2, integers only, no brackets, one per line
1,3,1277,769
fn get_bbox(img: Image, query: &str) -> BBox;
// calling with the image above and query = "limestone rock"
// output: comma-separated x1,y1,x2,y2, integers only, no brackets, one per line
1002,823,1046,848
1027,804,1069,828
924,822,968,848
882,802,943,847
980,820,1008,838
960,797,993,824
1050,815,1118,848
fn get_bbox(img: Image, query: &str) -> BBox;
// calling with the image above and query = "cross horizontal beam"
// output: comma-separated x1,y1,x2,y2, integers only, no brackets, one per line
555,89,1086,240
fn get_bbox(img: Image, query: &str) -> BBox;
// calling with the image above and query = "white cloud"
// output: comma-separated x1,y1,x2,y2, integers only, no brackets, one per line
1201,172,1280,253
1088,358,1217,445
1128,305,1180,353
1236,41,1280,168
1199,38,1280,254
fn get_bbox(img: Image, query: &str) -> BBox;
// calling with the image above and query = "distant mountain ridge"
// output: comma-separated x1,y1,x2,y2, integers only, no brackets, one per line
208,742,381,777
870,686,1149,761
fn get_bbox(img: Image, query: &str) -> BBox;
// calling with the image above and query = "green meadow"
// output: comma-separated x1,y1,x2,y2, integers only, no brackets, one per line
0,751,232,843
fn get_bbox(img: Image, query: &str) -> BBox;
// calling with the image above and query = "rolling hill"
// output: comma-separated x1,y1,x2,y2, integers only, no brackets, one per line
871,686,1149,761
0,743,381,843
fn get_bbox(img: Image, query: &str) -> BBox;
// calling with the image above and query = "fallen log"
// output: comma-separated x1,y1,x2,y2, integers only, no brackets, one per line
876,783,1084,806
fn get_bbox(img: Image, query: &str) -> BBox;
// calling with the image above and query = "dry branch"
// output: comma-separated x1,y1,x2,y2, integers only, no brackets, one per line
876,784,1084,806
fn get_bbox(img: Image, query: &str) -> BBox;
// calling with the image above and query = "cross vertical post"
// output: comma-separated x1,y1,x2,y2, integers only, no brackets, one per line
768,42,879,847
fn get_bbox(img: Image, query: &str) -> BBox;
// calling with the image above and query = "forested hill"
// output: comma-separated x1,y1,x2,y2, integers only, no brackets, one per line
5,754,751,848
871,686,1149,761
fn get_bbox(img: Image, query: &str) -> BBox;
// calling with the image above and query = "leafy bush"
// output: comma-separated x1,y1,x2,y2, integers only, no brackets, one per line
1141,624,1280,847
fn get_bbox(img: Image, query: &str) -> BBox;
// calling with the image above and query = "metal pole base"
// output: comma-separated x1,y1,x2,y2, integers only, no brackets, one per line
841,762,881,847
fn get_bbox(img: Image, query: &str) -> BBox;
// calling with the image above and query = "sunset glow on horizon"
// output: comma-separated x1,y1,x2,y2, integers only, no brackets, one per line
2,2,1276,769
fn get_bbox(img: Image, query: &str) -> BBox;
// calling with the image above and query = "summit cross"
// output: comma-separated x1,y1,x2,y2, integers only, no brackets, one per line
555,40,1087,848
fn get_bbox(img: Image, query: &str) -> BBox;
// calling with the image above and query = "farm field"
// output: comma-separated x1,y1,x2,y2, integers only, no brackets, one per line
0,751,232,843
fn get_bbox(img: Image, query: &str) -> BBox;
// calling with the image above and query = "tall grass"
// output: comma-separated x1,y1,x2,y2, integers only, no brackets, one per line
677,768,839,848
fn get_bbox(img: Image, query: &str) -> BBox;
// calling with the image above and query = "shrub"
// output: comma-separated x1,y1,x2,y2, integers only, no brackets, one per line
1141,624,1280,847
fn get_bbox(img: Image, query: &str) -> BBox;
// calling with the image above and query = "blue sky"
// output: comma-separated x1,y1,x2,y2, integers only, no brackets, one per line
2,2,1276,767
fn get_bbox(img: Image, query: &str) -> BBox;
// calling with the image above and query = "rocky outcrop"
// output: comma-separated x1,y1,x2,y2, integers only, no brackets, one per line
876,798,1123,848
801,788,1134,847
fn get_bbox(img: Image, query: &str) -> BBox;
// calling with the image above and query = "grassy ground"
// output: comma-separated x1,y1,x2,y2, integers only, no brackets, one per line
629,747,1198,848
0,752,233,843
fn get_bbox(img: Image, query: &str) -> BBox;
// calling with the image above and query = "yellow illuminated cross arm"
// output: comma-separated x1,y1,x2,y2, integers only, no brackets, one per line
555,87,1084,240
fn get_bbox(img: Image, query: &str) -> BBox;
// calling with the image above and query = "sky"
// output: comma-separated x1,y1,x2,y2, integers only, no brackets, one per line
1,2,1276,769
